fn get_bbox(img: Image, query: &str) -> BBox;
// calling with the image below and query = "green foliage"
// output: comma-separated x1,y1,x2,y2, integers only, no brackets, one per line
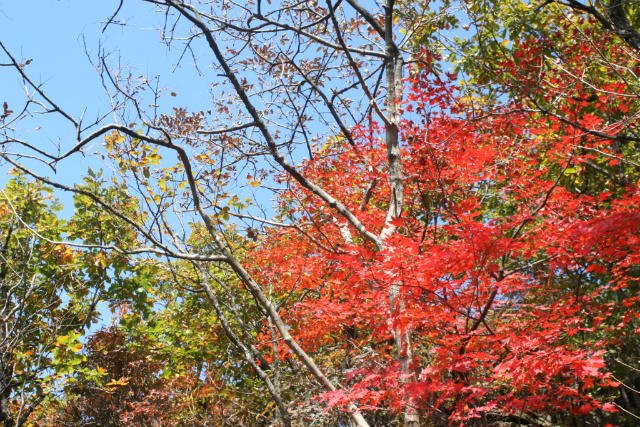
0,171,155,426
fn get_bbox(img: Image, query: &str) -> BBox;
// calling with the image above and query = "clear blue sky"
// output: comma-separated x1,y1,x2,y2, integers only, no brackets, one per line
0,1,216,199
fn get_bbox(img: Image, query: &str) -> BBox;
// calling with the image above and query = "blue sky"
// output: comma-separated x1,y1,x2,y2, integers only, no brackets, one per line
0,1,217,199
0,0,214,111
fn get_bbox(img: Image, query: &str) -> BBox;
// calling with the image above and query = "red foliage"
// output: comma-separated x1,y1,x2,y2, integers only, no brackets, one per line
248,47,639,422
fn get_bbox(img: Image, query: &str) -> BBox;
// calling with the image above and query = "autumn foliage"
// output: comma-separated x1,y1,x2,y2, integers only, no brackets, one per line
246,48,639,424
3,0,640,426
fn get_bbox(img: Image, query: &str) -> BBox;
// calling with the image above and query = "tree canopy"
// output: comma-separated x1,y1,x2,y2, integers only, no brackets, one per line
1,0,639,426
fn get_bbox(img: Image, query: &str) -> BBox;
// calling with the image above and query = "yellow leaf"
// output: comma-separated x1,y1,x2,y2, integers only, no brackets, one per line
106,377,130,387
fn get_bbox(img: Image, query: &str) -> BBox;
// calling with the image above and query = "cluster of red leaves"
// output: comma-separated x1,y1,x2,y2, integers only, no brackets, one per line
248,41,640,423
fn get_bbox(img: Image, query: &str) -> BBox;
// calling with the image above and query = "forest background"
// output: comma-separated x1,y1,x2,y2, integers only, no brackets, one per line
0,0,639,426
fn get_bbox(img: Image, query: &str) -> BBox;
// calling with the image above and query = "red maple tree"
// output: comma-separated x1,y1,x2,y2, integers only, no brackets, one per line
247,45,639,424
